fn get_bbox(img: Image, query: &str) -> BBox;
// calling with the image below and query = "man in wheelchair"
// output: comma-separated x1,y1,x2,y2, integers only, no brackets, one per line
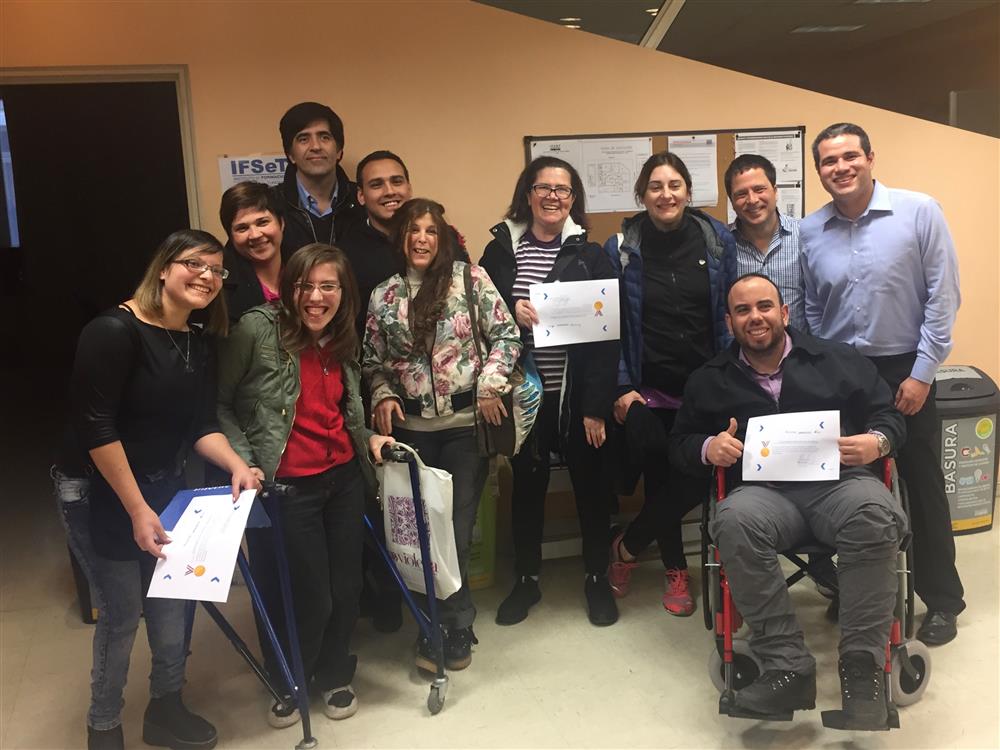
671,273,907,729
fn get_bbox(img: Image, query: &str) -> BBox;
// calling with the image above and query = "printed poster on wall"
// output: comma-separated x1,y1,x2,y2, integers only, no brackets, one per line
734,130,804,182
529,137,653,213
666,134,719,208
218,154,290,191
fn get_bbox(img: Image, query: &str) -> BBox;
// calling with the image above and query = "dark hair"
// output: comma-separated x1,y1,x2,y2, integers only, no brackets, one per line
278,243,359,361
723,154,777,198
811,122,872,167
134,229,228,336
505,156,588,229
726,272,785,313
391,198,456,350
356,150,410,185
634,151,693,204
219,181,285,239
279,102,345,154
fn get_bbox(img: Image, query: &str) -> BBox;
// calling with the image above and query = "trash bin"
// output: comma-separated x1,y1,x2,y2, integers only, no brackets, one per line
935,365,999,534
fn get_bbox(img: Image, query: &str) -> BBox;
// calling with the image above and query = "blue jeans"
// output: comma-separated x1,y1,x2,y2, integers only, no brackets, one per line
51,466,104,616
87,475,188,730
394,426,488,630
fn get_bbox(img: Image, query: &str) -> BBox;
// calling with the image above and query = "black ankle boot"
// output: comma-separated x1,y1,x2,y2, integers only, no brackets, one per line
87,724,124,750
142,691,218,749
838,651,888,729
734,670,816,714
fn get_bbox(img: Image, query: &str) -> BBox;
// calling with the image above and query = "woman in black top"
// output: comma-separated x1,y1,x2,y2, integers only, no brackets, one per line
73,229,257,750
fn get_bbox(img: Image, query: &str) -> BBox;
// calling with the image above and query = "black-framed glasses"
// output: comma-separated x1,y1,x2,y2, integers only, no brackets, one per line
531,184,574,200
294,281,342,295
171,258,229,279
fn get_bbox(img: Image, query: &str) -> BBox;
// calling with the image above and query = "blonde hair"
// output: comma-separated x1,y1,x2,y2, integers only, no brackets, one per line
133,229,229,336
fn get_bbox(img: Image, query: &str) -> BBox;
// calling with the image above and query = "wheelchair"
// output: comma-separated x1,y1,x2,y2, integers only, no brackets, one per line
700,458,931,729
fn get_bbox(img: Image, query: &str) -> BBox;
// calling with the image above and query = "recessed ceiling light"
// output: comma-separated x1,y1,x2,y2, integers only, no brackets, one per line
563,24,581,29
791,25,865,33
645,7,659,14
559,16,582,22
854,0,930,4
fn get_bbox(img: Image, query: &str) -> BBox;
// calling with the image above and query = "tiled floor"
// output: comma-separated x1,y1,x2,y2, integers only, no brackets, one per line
2,396,998,749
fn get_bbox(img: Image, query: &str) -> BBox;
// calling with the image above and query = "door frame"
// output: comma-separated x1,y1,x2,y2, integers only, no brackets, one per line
1,65,201,227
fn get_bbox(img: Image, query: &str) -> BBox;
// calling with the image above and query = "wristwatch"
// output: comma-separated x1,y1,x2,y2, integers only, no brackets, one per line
867,430,891,458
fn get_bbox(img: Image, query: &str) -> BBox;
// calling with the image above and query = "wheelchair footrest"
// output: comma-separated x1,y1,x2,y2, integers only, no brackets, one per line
719,694,794,722
820,708,898,731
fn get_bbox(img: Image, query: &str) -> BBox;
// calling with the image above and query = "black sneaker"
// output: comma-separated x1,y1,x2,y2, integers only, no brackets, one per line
444,627,479,670
495,576,541,625
838,651,887,728
584,574,619,626
87,725,124,750
415,634,440,673
142,691,218,750
734,670,817,715
916,610,957,646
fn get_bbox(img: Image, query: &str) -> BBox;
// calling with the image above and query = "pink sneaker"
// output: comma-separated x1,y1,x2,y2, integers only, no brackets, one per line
662,568,694,616
608,532,638,598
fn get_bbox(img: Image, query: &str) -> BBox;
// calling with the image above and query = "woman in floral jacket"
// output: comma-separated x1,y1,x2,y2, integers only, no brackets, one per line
362,198,520,672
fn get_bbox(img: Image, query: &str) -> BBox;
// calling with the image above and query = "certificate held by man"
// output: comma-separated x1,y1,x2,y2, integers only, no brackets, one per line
742,410,841,482
529,278,620,348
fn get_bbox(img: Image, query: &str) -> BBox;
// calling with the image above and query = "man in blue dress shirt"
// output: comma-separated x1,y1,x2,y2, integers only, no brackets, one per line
800,122,964,646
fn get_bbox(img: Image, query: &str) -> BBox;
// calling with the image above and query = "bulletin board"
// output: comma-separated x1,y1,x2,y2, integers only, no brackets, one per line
524,126,806,243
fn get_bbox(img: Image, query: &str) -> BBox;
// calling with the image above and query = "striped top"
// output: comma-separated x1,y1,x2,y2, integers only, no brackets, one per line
512,230,566,393
730,212,805,331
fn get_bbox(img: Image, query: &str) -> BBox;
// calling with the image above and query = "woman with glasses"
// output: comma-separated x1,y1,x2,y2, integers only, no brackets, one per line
72,230,258,750
603,151,737,617
363,198,520,671
217,243,394,726
480,157,620,627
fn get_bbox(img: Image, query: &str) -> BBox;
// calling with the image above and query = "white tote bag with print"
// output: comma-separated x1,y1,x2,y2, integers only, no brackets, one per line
378,444,462,599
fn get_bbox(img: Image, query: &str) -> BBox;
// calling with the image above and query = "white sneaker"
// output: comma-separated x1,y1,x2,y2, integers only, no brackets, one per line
267,696,301,729
322,685,358,720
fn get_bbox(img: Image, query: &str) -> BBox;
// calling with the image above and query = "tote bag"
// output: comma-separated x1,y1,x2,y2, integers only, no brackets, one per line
378,444,462,599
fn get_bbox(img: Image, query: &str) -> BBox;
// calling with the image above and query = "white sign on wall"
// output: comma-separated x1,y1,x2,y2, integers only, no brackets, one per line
217,154,289,191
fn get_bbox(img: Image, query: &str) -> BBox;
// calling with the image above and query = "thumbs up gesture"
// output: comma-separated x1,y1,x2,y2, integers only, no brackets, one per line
707,417,744,467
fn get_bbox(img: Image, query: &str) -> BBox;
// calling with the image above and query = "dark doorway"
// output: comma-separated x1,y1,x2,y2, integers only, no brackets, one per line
0,79,190,480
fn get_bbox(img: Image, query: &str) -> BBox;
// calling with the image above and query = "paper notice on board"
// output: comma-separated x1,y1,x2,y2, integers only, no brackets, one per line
529,137,652,213
776,183,803,219
734,131,803,182
667,135,718,207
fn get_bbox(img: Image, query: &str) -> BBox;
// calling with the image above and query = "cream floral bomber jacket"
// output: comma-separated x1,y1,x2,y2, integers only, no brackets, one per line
362,261,522,418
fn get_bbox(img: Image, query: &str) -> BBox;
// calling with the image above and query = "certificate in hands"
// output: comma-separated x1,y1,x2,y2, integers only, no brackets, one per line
529,279,620,348
147,488,257,602
742,410,840,482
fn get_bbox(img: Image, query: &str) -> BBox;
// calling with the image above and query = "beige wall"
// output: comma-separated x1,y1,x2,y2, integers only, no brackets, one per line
3,0,998,380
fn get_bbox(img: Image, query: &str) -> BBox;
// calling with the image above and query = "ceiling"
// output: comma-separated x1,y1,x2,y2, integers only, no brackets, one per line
475,0,1000,137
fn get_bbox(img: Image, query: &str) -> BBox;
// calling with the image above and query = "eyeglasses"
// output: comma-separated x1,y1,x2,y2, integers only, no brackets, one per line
294,281,342,295
171,258,229,279
531,184,574,200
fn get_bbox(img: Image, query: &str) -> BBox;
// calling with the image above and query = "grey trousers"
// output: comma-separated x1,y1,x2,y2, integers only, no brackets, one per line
710,468,908,673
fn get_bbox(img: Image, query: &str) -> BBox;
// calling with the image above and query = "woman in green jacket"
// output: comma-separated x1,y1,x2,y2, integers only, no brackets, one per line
217,243,393,727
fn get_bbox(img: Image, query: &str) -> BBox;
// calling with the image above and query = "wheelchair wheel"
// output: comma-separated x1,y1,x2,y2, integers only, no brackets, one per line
890,639,931,707
708,639,762,693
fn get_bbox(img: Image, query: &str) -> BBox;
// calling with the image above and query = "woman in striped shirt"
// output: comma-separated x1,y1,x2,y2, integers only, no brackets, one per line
481,157,620,627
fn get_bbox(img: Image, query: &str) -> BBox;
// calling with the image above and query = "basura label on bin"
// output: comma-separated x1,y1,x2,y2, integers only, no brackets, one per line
941,414,996,531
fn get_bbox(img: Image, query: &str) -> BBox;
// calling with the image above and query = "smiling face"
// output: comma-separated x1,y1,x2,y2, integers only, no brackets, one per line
294,262,342,339
357,158,413,234
729,167,777,229
229,207,283,265
403,213,439,272
816,134,875,210
287,118,343,180
726,276,789,357
642,164,689,231
528,167,575,238
159,246,223,312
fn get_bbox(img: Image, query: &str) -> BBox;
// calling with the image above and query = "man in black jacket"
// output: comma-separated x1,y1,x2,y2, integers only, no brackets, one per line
671,273,907,729
273,102,364,258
